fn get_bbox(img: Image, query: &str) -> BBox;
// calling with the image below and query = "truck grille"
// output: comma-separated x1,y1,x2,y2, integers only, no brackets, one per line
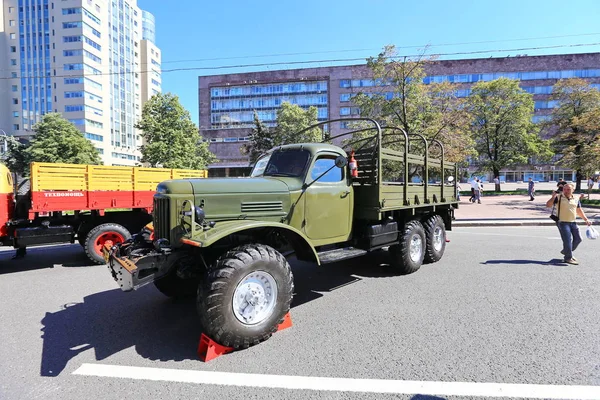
153,196,170,241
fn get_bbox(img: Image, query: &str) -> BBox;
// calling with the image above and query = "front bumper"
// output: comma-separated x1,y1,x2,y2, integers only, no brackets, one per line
102,241,164,292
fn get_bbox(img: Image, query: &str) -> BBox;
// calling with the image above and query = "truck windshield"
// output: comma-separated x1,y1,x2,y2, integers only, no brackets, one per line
251,149,310,178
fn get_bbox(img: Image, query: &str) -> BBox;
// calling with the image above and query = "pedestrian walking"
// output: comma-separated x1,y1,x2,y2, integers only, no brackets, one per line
545,183,592,265
475,178,483,204
528,177,535,201
469,178,478,203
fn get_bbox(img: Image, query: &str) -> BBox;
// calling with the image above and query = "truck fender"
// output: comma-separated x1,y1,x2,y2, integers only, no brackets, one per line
186,220,321,265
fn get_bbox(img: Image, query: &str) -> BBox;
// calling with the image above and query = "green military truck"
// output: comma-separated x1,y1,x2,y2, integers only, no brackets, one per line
103,118,458,349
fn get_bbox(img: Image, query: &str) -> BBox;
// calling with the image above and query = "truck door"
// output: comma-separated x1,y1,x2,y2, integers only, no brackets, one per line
303,153,352,242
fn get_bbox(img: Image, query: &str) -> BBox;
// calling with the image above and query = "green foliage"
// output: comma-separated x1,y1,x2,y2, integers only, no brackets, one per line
349,45,475,164
3,113,102,176
547,78,600,181
467,78,553,178
241,111,278,164
2,135,31,176
241,102,323,164
136,92,216,169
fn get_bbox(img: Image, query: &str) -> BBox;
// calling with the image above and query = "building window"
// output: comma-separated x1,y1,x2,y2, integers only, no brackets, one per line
11,85,17,92
11,72,17,78
13,112,19,117
10,46,16,53
62,8,82,15
12,98,18,105
10,33,16,39
8,6,14,12
13,124,19,130
340,93,351,102
85,133,103,141
9,20,16,27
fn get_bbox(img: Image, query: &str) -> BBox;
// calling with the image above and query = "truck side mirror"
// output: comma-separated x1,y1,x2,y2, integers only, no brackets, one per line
335,155,348,168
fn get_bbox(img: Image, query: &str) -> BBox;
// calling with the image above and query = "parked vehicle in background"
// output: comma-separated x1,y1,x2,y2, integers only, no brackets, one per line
103,118,459,350
0,162,207,264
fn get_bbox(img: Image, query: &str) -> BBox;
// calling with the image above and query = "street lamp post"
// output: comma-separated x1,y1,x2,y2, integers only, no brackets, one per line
0,129,8,155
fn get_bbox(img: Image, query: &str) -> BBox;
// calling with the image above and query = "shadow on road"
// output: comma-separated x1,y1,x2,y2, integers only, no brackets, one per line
0,244,94,275
481,258,567,266
39,249,404,377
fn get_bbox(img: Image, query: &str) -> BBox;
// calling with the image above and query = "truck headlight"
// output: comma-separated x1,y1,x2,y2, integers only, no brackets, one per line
194,206,206,224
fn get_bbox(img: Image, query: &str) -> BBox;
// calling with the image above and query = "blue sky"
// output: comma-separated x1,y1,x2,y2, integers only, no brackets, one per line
138,0,600,125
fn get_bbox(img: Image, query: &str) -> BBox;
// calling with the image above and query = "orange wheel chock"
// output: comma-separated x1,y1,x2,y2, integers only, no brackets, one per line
198,312,293,362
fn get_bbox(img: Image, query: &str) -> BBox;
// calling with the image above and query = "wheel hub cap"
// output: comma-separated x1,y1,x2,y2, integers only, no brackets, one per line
410,235,423,262
232,271,277,325
433,226,444,251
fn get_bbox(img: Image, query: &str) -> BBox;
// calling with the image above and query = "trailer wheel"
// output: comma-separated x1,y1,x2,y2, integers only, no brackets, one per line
197,244,294,349
389,220,425,274
85,223,131,264
423,214,446,263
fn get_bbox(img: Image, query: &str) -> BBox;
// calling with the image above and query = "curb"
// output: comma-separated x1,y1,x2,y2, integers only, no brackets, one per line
453,220,599,227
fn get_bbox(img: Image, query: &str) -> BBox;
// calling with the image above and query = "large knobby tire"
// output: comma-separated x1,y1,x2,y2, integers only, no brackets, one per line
423,214,446,263
84,223,131,264
389,220,426,274
197,244,294,349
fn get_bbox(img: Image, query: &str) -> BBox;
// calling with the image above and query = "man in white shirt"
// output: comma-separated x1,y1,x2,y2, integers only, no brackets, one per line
470,178,481,204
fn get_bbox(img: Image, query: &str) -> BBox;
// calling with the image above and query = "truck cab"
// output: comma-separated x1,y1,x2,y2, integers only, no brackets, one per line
250,143,353,246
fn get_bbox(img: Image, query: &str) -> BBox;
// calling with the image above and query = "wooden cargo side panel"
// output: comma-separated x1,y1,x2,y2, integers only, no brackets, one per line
30,163,90,211
87,165,135,209
29,162,208,214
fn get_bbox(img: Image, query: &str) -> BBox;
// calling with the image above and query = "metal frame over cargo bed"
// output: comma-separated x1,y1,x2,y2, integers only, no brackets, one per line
295,118,459,220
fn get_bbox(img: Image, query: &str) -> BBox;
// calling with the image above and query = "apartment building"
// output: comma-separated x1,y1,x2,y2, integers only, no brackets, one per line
198,52,600,180
0,0,161,166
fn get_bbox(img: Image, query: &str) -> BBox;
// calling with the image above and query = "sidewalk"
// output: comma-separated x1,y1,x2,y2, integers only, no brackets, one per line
453,192,600,227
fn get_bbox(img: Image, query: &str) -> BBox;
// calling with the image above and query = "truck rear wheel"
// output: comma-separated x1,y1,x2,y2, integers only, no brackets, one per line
84,223,131,264
423,214,446,263
389,220,425,274
197,244,294,349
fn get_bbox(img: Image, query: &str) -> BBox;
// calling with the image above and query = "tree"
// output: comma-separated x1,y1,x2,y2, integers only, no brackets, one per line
2,135,31,176
241,102,323,164
467,78,552,189
136,92,216,169
349,45,475,165
5,113,102,177
547,78,600,190
241,111,278,164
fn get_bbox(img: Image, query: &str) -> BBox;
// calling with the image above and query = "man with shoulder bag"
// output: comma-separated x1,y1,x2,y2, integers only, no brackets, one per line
546,183,591,265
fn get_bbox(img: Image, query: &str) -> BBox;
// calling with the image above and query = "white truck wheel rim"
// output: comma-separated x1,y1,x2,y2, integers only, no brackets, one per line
232,270,278,325
410,234,423,262
433,226,444,252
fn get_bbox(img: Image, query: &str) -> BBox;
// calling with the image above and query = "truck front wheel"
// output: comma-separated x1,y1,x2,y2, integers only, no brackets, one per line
389,220,425,274
197,244,294,349
84,223,131,264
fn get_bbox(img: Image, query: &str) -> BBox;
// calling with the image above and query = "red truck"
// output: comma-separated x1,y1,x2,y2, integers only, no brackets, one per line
0,162,207,264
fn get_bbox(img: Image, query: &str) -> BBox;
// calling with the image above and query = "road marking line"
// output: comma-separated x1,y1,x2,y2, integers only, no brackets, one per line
73,363,600,399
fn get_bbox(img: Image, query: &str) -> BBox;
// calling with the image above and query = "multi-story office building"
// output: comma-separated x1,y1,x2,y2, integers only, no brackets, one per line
0,0,161,166
198,52,600,181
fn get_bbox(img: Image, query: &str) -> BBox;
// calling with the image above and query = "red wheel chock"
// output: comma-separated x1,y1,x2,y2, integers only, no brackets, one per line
198,312,293,362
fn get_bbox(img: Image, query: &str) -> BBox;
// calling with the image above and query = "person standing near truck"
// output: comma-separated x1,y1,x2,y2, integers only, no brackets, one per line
545,183,591,265
528,177,535,201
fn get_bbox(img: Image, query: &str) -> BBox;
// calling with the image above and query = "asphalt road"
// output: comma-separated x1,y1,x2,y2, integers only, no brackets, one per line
0,227,599,400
